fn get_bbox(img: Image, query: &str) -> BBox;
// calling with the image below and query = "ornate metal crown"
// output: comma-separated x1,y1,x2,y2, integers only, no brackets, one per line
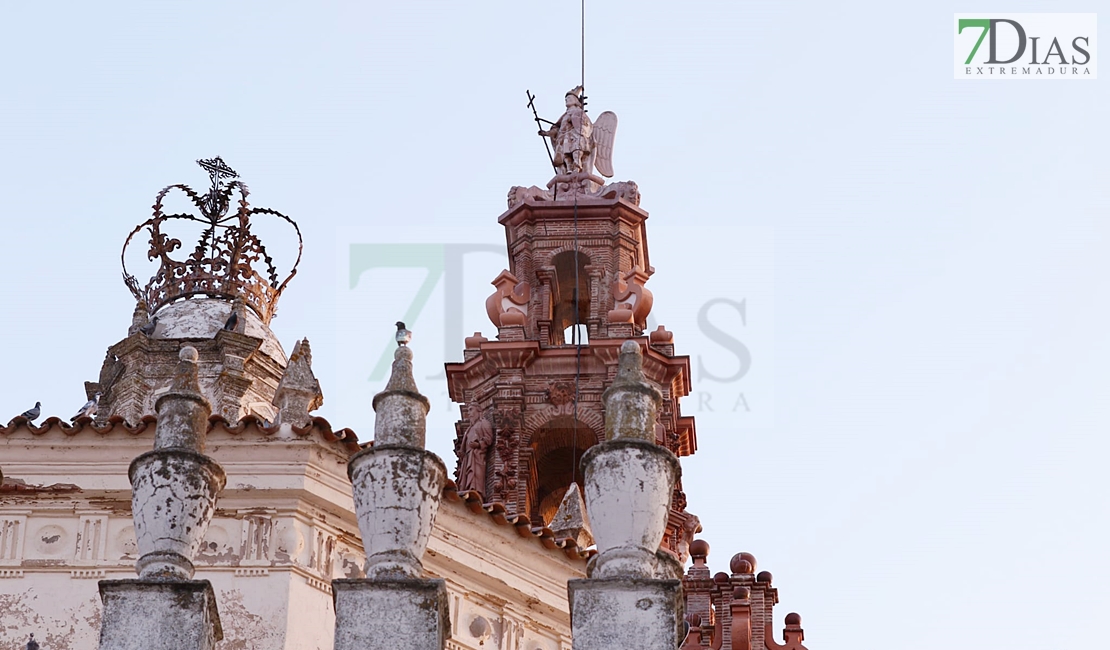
121,157,302,324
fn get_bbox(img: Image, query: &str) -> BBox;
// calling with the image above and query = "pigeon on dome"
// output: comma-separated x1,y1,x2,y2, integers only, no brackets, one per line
20,402,41,422
395,321,412,347
223,310,238,332
138,316,159,337
71,393,101,422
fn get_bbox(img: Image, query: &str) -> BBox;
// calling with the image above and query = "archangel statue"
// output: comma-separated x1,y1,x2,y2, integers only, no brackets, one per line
541,86,617,181
510,86,638,207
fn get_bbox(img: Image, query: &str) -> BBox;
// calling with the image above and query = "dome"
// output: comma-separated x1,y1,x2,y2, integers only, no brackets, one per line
152,298,287,366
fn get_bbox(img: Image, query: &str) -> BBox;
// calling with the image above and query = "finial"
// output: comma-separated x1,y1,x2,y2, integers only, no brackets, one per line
372,342,430,448
601,341,662,441
129,300,150,336
169,346,201,390
153,345,211,451
26,633,39,650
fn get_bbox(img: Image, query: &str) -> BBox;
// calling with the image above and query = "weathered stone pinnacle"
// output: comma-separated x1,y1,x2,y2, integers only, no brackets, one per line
601,340,662,442
128,300,151,336
272,338,324,428
372,345,431,448
153,346,212,452
551,483,594,549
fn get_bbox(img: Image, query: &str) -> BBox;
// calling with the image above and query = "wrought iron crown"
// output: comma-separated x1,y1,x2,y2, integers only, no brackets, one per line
121,157,302,324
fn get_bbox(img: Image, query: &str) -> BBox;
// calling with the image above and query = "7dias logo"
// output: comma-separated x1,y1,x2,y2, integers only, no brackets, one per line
954,13,1096,79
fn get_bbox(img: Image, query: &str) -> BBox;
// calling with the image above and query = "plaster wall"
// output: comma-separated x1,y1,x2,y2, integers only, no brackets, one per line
1,422,585,649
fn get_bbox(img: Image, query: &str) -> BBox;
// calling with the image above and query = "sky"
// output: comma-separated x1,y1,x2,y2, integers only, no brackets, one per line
1,2,1107,649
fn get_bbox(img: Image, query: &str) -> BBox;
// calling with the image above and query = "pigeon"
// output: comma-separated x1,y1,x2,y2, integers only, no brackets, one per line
138,316,159,337
20,401,41,421
71,392,101,422
223,310,239,332
26,633,39,650
395,321,412,347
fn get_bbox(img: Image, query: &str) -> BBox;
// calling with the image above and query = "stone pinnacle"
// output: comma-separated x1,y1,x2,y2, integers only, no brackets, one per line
154,346,212,452
372,345,431,448
602,340,663,442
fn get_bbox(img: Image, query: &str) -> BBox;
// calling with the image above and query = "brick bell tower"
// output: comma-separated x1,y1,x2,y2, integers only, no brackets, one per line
445,86,699,558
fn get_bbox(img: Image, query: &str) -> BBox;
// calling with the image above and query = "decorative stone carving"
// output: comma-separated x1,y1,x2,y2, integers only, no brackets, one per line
674,513,702,565
271,338,323,428
486,270,531,328
507,185,552,208
609,266,653,328
594,180,640,205
75,513,110,564
0,515,27,563
457,403,494,498
549,483,593,549
506,180,641,209
130,347,226,580
128,301,151,337
348,346,446,580
337,343,450,650
490,406,522,501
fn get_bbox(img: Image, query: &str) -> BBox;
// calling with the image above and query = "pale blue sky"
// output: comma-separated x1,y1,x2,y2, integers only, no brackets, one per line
1,3,1106,649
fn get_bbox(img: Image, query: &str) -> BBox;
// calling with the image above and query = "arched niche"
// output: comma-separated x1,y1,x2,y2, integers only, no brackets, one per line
550,250,590,345
529,415,599,525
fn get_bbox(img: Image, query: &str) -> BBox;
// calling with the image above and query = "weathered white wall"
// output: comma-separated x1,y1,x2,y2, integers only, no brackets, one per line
1,422,585,649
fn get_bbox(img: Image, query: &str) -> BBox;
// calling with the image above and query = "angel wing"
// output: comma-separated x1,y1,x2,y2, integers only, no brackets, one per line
591,111,618,178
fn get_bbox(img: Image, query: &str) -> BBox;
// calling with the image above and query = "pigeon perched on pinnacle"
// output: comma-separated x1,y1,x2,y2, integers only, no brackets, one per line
395,321,412,347
138,316,159,337
20,402,41,421
223,310,238,332
71,393,101,422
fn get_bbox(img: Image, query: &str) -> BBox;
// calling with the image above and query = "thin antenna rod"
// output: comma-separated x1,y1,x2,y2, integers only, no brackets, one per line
580,0,586,92
572,196,581,487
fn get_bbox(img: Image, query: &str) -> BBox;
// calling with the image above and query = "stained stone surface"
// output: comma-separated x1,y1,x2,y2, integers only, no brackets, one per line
98,579,222,650
333,578,449,650
372,346,430,448
348,446,446,579
568,578,683,650
151,298,287,363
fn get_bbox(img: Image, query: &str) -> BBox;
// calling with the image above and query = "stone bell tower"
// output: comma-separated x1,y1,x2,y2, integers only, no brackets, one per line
445,90,699,557
85,157,322,428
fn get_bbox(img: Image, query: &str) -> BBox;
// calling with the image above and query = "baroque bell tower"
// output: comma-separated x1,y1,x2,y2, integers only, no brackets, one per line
446,88,700,558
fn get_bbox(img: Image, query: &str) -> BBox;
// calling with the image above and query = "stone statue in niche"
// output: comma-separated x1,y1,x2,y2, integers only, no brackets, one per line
457,403,494,497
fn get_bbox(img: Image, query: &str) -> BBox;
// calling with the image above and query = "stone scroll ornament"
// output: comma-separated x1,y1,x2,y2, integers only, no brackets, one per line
129,346,226,579
485,270,531,328
347,345,447,580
